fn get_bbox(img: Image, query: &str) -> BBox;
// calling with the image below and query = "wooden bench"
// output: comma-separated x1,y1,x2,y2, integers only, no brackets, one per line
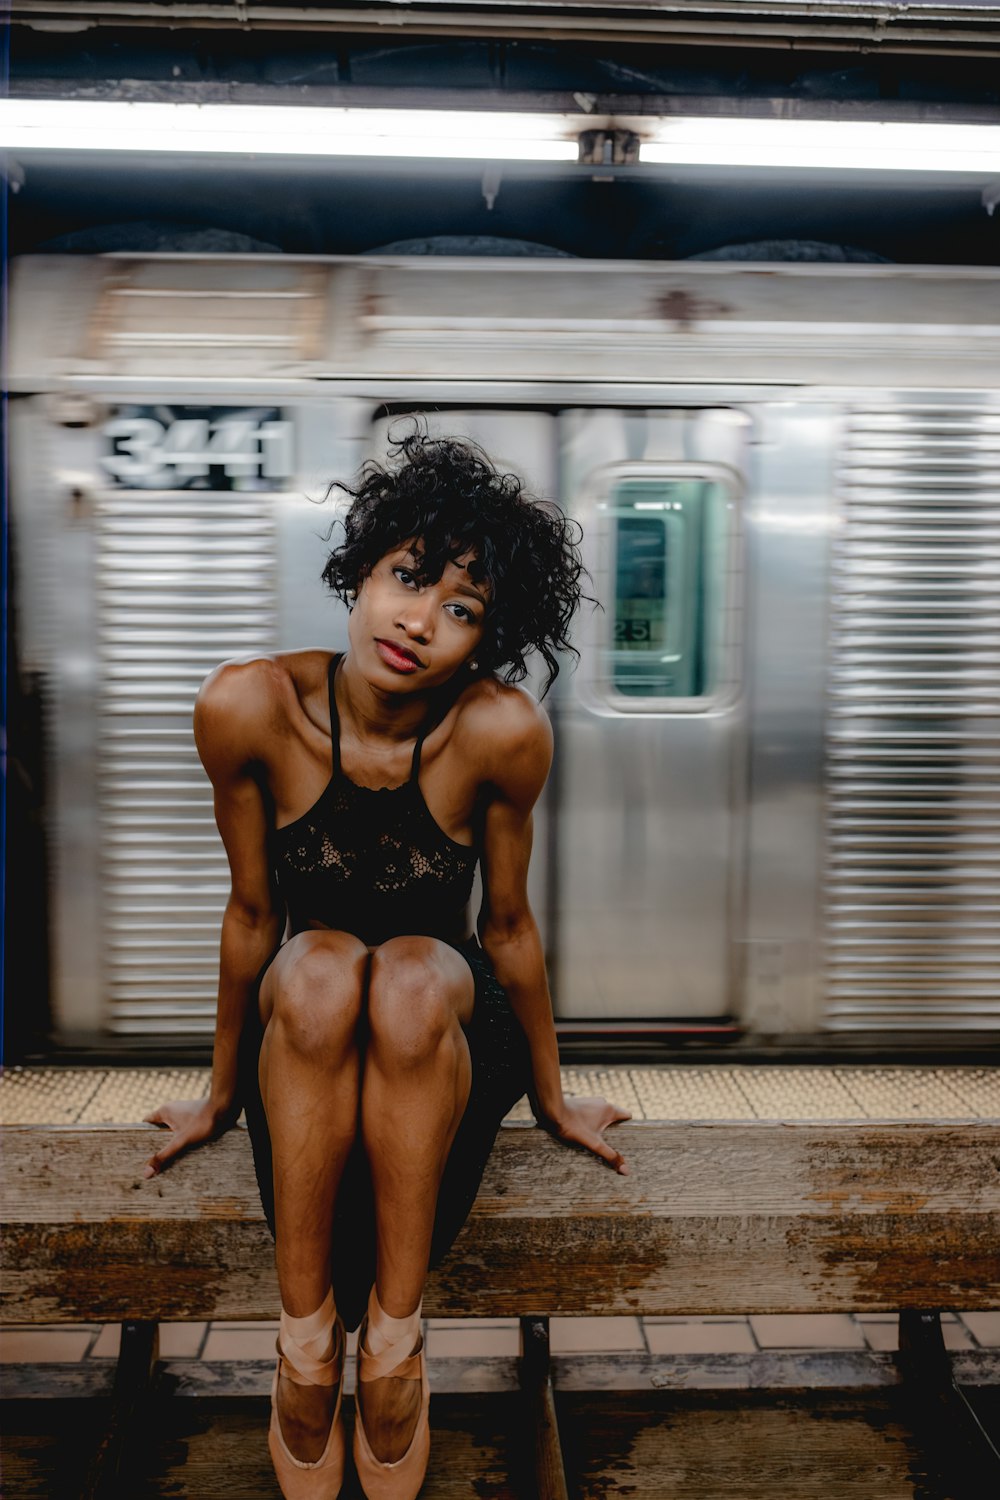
4,1119,1000,1498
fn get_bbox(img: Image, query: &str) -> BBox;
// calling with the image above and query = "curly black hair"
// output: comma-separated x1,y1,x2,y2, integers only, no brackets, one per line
321,426,590,695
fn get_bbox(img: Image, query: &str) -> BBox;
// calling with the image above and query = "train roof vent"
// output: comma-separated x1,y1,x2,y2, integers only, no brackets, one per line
87,259,329,375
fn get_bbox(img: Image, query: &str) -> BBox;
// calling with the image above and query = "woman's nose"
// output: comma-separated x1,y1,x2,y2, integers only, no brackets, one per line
396,597,434,641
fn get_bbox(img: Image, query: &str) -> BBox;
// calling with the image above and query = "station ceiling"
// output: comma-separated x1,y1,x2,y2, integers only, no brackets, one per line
10,1,1000,56
6,2,999,264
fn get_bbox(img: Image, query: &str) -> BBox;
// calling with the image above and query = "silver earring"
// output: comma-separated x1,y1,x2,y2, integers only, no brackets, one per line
469,659,479,671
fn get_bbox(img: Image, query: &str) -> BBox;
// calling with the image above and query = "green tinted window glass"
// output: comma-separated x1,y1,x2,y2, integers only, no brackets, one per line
608,476,731,700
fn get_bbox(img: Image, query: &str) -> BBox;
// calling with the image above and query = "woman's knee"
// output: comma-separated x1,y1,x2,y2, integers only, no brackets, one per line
367,938,465,1067
266,930,368,1054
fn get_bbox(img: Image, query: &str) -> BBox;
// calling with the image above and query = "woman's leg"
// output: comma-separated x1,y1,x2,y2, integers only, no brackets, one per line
359,935,475,1461
258,927,369,1460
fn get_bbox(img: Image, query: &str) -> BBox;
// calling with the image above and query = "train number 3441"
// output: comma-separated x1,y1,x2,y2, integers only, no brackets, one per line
101,415,293,488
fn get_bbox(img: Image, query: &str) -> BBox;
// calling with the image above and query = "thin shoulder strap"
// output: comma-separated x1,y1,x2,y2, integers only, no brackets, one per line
409,721,430,783
407,681,464,786
409,682,460,784
327,654,343,778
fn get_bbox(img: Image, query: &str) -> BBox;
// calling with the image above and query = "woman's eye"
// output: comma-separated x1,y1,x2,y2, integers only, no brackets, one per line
393,567,417,587
447,603,475,623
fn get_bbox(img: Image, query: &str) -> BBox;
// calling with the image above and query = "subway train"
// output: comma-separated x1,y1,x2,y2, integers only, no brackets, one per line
7,252,1000,1052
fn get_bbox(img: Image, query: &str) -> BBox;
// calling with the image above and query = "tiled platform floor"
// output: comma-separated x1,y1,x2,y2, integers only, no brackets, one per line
4,1313,1000,1371
3,1064,998,1373
3,1063,999,1126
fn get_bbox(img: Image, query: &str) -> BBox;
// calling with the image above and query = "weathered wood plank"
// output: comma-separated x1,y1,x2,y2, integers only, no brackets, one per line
11,1351,1000,1402
7,1121,1000,1222
556,1349,1000,1393
8,1389,999,1500
4,1123,999,1321
160,1355,524,1398
2,1395,531,1500
556,1388,1000,1499
0,1399,114,1499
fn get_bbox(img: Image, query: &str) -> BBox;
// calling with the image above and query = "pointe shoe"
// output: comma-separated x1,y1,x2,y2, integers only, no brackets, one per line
268,1294,346,1500
353,1314,431,1500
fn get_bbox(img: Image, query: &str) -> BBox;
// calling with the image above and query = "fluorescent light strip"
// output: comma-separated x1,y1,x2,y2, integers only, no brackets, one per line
0,101,579,161
640,117,1000,173
1,101,997,172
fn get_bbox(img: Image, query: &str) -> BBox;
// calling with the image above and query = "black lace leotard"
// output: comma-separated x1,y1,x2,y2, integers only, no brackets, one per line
238,654,531,1330
274,654,479,947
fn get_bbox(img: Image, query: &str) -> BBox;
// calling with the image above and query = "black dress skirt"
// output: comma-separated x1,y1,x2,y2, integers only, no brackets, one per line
237,934,532,1332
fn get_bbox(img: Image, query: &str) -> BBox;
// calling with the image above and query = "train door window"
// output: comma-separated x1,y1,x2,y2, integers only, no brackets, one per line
596,466,739,707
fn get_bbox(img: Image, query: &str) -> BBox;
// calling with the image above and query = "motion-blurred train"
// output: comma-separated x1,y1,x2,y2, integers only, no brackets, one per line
8,252,1000,1050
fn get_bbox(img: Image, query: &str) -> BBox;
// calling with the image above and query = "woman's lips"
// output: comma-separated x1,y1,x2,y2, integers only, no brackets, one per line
375,639,424,672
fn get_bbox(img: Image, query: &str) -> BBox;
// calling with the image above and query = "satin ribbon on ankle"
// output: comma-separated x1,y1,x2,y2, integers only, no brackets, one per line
277,1288,340,1387
359,1288,422,1381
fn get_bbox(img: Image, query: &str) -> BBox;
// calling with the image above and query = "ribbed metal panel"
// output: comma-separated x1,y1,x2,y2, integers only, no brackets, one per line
824,402,1000,1031
89,262,328,376
96,490,277,1034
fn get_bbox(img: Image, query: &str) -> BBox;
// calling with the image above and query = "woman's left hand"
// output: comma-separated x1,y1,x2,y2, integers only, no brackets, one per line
538,1095,632,1175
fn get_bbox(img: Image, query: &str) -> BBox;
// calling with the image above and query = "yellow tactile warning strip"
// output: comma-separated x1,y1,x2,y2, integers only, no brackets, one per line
0,1069,104,1126
1,1064,998,1125
722,1067,866,1120
78,1070,210,1125
0,1068,210,1125
834,1068,986,1120
627,1067,756,1121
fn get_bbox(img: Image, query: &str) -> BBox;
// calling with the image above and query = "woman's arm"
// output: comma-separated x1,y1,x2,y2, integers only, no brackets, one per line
143,660,285,1176
478,691,630,1174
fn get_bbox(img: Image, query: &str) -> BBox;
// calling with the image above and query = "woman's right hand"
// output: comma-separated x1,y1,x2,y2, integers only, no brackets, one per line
142,1096,237,1178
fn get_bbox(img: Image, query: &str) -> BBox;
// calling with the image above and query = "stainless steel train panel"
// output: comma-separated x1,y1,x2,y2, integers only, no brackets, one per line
11,259,1000,394
823,396,1000,1031
333,262,1000,389
10,253,1000,1042
739,404,838,1036
97,486,278,1034
14,400,345,1037
9,401,106,1034
553,409,747,1019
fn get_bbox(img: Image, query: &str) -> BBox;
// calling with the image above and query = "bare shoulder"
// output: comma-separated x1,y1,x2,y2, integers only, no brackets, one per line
194,649,329,773
457,678,553,800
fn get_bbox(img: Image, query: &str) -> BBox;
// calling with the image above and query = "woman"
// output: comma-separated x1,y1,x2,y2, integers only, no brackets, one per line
144,432,630,1500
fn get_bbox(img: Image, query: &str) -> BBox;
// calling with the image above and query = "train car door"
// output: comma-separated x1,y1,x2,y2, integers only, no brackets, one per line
554,408,747,1020
368,407,745,1022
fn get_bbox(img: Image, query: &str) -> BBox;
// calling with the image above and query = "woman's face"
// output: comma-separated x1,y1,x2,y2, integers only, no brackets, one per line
348,541,489,691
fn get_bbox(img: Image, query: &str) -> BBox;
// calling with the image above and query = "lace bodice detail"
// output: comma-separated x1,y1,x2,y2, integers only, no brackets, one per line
272,656,478,946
